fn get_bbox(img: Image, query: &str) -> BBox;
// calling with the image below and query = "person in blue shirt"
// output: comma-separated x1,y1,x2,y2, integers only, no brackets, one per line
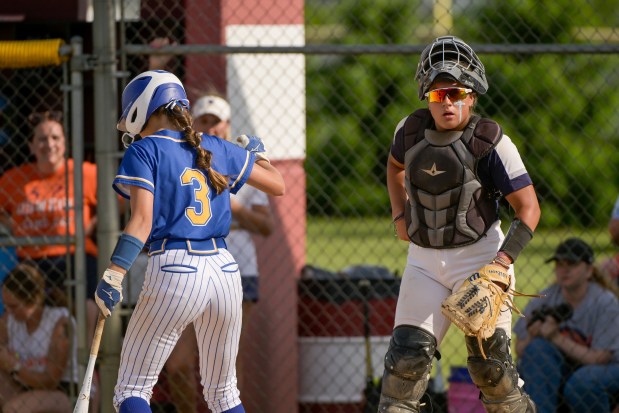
93,70,285,413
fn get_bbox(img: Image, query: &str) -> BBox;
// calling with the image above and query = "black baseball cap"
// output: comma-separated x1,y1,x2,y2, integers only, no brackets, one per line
546,238,594,264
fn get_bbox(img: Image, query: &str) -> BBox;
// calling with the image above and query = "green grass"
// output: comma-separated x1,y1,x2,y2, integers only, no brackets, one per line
307,216,410,274
306,216,616,385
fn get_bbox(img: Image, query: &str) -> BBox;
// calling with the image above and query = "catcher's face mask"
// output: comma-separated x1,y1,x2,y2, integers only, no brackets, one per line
416,35,488,101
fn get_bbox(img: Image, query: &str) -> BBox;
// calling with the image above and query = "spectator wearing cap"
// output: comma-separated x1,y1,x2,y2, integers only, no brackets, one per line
514,238,619,413
192,94,232,140
146,40,274,402
192,94,275,392
144,43,273,411
152,93,274,411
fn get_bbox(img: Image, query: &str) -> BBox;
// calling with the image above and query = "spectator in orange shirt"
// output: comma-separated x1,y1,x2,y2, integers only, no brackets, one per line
0,110,98,324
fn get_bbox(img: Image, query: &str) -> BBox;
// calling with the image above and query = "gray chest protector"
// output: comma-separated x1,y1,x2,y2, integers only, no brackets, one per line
403,109,502,248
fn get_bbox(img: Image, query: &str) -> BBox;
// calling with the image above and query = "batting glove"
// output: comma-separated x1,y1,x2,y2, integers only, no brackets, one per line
233,134,270,163
95,269,124,318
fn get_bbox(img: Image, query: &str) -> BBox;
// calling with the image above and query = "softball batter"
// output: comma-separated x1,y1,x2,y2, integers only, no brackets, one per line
380,36,540,412
94,70,285,413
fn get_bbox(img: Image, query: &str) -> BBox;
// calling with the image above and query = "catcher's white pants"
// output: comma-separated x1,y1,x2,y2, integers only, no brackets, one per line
113,248,243,413
394,220,515,345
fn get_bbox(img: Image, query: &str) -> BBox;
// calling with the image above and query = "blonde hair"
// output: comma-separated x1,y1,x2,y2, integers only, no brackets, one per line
153,105,229,194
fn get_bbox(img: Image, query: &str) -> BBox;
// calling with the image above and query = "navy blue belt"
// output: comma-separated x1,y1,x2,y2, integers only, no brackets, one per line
148,238,227,256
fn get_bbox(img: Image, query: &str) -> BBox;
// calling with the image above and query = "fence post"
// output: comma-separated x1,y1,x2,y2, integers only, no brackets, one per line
92,0,121,412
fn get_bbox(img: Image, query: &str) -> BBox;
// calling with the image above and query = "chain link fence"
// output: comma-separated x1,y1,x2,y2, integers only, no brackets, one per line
1,0,619,412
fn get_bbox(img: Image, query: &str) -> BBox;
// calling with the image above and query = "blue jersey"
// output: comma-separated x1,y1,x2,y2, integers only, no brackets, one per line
113,129,254,244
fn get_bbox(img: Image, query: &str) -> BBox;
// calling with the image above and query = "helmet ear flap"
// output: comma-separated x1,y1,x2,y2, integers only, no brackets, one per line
125,106,142,135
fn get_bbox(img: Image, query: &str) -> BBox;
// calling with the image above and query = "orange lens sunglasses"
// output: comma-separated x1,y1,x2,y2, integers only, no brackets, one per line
424,87,472,103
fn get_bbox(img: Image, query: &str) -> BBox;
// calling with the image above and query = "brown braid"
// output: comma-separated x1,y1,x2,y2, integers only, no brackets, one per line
154,105,229,194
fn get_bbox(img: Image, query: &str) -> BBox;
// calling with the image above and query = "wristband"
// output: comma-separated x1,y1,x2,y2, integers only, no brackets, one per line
111,233,144,270
499,219,534,262
492,255,511,269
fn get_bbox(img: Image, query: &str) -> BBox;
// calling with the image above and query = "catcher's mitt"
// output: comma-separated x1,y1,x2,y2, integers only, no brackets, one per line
441,262,535,358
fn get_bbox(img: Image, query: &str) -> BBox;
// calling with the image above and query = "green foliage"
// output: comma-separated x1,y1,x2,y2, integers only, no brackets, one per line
307,216,409,273
305,1,619,228
306,0,424,217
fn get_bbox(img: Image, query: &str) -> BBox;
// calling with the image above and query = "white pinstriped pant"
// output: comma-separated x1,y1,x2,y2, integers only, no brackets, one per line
113,248,243,413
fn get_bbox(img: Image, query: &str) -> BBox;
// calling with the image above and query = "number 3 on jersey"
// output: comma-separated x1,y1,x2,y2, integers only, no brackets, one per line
180,167,212,225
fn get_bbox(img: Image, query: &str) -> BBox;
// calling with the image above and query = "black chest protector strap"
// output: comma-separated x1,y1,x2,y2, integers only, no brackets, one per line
402,109,502,248
403,109,500,159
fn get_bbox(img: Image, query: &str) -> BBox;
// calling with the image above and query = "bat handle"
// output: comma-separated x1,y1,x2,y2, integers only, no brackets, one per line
90,313,106,356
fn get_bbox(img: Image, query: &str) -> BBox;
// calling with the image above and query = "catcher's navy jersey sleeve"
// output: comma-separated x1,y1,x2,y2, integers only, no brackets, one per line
477,134,533,197
113,130,254,242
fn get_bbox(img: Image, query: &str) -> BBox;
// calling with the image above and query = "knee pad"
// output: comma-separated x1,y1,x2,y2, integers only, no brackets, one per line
379,325,437,411
466,329,535,412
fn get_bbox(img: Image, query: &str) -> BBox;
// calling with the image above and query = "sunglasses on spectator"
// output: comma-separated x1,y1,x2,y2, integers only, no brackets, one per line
424,87,472,103
28,110,63,127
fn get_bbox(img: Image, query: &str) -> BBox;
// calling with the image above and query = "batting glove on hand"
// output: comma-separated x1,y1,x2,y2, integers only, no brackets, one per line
95,269,124,318
233,134,270,163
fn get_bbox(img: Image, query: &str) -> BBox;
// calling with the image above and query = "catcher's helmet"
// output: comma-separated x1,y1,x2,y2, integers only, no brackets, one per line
415,36,488,101
117,70,188,134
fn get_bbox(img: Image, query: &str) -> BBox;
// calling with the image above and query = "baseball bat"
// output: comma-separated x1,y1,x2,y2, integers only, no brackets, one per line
359,279,381,413
73,313,106,413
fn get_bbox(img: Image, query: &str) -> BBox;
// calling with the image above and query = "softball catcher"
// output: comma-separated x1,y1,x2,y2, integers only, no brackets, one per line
380,36,540,413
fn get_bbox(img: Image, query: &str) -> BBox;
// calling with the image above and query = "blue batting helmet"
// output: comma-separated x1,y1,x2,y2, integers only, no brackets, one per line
117,70,188,134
